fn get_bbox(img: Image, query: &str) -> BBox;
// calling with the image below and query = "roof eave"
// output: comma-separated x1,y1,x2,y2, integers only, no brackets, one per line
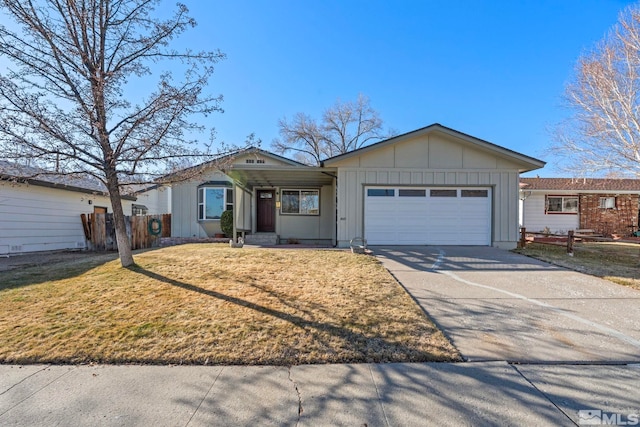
1,176,137,200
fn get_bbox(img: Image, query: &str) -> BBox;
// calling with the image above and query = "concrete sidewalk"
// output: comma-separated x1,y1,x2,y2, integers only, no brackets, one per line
2,362,639,426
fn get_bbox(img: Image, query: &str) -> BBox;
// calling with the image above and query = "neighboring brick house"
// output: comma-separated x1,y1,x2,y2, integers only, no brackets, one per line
519,177,640,237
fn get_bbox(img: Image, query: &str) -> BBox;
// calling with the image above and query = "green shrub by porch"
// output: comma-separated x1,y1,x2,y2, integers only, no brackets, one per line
220,210,233,237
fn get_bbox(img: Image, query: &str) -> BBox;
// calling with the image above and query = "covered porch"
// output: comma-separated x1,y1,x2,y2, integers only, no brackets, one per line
226,165,337,246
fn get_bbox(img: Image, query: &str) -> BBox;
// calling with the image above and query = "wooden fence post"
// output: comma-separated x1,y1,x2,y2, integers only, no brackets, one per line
567,230,574,256
519,227,526,248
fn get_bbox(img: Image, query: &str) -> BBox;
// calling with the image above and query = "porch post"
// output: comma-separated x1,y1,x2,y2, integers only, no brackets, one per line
232,182,238,243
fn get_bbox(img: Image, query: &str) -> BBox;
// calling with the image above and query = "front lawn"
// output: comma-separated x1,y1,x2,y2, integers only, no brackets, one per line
0,244,459,365
515,241,640,290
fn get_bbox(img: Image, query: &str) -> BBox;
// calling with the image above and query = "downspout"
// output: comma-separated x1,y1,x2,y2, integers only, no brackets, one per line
333,175,338,247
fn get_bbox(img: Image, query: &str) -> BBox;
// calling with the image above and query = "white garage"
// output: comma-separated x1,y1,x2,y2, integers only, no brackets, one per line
364,186,492,245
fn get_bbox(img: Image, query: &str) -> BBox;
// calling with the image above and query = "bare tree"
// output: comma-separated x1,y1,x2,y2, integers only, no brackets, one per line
551,5,640,177
273,94,393,165
0,0,229,267
274,113,326,165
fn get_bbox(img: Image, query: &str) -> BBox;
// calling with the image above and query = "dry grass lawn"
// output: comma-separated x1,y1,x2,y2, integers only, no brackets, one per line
515,241,640,290
0,244,459,365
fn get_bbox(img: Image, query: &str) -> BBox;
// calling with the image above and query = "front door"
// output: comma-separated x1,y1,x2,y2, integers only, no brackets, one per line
257,190,275,232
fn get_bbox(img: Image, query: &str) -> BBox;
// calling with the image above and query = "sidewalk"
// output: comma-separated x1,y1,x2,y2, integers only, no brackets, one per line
2,362,638,426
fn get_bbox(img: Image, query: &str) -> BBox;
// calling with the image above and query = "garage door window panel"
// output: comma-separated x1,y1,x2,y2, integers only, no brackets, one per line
399,189,426,197
430,189,457,197
367,189,395,197
461,190,488,197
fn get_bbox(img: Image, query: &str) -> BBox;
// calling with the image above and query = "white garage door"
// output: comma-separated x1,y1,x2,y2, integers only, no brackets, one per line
364,187,491,245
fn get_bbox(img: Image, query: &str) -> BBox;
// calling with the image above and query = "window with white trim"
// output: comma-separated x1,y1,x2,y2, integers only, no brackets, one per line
198,187,233,220
281,189,319,215
132,204,148,216
546,196,578,214
599,197,616,209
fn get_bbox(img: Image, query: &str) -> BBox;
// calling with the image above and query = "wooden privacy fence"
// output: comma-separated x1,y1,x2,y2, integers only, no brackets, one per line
80,213,171,251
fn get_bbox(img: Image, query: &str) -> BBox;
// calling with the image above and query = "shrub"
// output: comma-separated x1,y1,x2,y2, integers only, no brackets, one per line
220,210,233,237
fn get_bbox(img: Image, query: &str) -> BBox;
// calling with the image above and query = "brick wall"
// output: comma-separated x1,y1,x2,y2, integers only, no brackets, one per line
579,194,639,236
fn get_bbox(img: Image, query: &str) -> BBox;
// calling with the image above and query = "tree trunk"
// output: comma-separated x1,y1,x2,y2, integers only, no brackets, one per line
106,173,134,267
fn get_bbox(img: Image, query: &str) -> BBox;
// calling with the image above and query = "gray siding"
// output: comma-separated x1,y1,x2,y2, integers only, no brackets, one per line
276,184,335,243
170,170,230,238
170,172,335,242
235,186,252,232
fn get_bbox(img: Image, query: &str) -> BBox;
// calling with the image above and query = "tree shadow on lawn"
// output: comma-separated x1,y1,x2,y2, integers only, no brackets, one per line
0,251,122,291
0,247,171,291
127,265,458,364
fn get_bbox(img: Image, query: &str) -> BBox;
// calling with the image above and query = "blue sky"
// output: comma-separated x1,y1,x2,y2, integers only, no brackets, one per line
1,1,633,175
174,0,635,176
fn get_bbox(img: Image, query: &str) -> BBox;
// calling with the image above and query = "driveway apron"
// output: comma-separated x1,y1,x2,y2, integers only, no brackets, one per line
375,246,640,363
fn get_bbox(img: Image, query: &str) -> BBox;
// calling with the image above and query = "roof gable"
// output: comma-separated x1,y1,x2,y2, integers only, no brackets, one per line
322,123,545,173
229,147,306,167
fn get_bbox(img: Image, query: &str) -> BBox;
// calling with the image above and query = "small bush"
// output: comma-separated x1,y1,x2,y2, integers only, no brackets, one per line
220,210,233,237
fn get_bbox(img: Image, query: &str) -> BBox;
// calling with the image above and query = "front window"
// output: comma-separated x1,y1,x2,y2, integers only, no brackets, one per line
198,186,233,220
599,197,616,209
546,196,578,214
132,204,148,216
281,189,319,215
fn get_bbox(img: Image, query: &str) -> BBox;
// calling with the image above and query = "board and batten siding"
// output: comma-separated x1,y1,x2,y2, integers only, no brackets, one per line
336,169,520,248
328,129,531,249
520,193,579,234
0,181,136,255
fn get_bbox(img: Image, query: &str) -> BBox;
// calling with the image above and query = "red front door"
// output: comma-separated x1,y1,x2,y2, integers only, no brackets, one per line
257,190,275,232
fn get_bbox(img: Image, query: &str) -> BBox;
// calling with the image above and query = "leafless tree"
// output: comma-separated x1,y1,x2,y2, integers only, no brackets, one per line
273,94,394,165
274,113,326,165
0,0,232,267
551,5,640,177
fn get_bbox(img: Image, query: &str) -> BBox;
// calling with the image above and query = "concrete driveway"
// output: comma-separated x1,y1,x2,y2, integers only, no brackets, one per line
375,246,640,363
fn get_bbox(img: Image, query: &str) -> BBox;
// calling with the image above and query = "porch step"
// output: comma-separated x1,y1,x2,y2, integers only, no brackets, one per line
244,233,278,246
